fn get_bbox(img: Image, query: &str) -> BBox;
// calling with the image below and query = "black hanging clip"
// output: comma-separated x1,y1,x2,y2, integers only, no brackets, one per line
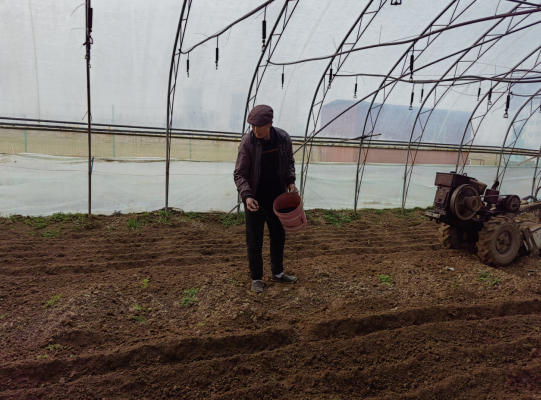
282,66,284,89
353,76,358,99
487,86,492,106
187,53,190,77
215,37,219,70
504,92,512,118
409,85,415,110
262,7,267,52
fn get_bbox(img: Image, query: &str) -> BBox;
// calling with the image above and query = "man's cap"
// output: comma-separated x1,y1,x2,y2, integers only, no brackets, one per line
247,105,273,126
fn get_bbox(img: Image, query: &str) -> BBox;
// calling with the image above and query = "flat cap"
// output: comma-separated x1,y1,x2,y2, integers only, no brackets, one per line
247,104,273,126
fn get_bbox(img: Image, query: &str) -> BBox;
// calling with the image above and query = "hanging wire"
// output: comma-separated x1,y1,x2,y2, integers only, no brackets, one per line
419,83,424,103
353,76,358,99
215,37,219,70
187,53,190,77
262,6,267,52
409,83,415,110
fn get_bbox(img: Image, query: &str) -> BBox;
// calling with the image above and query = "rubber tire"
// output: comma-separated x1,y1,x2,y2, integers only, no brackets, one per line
476,215,521,267
438,223,476,250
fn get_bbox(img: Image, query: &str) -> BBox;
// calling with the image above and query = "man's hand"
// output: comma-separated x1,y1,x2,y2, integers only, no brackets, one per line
288,184,299,194
246,197,259,212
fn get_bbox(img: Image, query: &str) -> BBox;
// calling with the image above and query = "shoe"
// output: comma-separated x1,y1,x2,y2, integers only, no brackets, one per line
251,280,264,293
271,274,297,284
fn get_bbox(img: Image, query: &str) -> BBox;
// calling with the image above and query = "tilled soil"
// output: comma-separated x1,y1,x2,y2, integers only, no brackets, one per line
1,209,541,399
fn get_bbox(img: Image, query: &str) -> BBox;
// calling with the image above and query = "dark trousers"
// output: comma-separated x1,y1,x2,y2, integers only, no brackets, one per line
245,202,286,280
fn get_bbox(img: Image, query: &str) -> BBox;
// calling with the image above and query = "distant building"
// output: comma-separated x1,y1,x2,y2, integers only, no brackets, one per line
315,100,473,165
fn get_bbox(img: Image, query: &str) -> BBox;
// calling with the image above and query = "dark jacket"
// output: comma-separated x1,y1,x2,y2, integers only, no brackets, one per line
234,127,296,201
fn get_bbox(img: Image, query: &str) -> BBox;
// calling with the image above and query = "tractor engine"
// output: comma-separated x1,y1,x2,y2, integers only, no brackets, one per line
426,171,539,267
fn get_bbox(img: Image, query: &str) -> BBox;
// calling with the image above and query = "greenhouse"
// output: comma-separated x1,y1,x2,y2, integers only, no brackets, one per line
2,0,541,398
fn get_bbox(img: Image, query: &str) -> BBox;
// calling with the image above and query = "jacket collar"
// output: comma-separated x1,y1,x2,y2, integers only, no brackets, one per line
249,127,284,144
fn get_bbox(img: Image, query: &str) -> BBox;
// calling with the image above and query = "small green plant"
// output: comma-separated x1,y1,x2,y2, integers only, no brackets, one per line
378,274,393,286
221,212,245,227
127,218,143,230
133,304,148,312
37,355,48,360
141,278,150,288
131,315,146,323
391,207,425,219
46,344,64,351
158,210,172,225
9,215,23,222
186,212,201,220
0,313,7,319
24,216,49,229
322,210,359,227
43,229,60,238
43,294,62,308
477,270,500,286
180,288,199,307
49,212,72,223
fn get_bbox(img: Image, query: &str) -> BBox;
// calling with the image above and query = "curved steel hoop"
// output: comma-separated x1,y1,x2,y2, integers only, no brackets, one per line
401,2,534,210
456,46,541,174
299,0,387,199
354,0,468,211
165,0,192,213
241,0,300,137
495,87,541,187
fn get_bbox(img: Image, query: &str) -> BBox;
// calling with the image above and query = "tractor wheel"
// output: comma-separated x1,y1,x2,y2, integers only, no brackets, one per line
438,223,476,250
476,215,521,267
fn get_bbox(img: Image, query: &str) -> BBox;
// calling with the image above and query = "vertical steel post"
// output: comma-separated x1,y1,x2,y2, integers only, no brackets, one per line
85,0,92,216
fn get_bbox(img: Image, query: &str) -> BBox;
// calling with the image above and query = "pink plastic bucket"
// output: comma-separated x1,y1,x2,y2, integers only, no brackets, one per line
273,192,307,233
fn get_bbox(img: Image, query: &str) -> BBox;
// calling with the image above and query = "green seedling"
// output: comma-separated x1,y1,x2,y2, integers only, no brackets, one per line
131,315,146,323
0,313,7,319
322,210,359,227
43,229,60,238
477,270,500,286
378,274,393,286
133,304,148,312
49,212,72,223
127,218,143,230
43,294,62,308
9,215,23,222
24,217,49,229
158,210,172,225
141,278,150,288
186,212,198,220
221,212,246,227
37,355,48,360
46,344,64,351
180,288,199,307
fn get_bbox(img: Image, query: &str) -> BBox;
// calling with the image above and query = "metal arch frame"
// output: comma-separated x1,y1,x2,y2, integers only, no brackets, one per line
299,0,387,199
455,46,541,174
494,87,541,186
241,0,299,137
353,0,466,211
532,143,541,196
401,2,531,210
165,0,192,213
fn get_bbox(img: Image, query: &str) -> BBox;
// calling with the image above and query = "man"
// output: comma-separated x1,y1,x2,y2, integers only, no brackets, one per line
234,104,298,293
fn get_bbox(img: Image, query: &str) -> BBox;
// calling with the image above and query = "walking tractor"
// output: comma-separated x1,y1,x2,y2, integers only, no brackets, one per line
425,172,541,267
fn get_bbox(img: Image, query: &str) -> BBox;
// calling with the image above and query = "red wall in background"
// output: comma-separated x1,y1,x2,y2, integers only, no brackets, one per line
316,147,469,165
